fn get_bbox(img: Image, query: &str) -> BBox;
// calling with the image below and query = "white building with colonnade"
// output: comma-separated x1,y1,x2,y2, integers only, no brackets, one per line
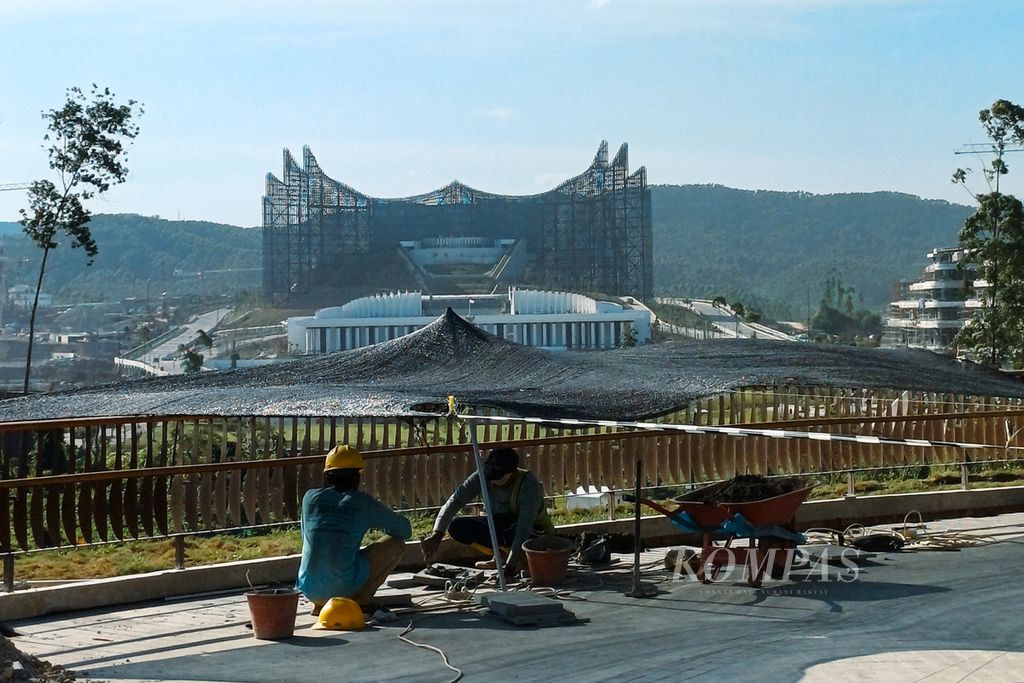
286,288,653,354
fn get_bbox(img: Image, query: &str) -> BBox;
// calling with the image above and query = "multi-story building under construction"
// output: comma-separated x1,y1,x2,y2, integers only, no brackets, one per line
262,141,652,306
883,247,981,353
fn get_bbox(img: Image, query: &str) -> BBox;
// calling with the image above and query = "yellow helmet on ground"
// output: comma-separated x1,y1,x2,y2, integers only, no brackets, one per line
324,445,363,472
315,597,364,631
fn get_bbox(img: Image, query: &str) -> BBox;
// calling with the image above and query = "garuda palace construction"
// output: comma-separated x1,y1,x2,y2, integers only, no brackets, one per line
261,141,653,307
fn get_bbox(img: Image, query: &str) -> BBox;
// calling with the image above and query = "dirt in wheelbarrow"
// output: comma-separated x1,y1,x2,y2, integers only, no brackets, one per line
690,475,807,504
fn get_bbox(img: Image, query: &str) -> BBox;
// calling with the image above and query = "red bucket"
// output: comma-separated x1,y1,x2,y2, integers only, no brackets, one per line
522,535,575,587
245,589,300,640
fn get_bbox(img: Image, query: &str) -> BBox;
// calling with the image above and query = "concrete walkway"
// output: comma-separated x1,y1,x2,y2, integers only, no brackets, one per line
10,513,1024,682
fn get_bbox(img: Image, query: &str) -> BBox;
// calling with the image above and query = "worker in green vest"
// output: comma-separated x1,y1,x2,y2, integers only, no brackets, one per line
420,447,554,576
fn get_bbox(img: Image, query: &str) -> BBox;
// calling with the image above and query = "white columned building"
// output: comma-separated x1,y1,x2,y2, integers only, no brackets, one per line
287,288,654,354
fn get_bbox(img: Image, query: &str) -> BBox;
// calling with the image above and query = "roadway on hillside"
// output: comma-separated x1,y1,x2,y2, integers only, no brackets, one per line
140,307,232,373
657,297,798,341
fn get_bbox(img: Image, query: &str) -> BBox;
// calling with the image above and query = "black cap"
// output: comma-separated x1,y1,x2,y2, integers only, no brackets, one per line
484,448,519,480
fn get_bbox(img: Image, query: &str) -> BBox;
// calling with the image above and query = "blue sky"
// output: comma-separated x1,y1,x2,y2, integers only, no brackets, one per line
1,0,1022,227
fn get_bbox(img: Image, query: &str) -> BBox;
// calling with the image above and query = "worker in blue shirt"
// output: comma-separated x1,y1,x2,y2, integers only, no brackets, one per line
420,447,554,575
296,445,412,614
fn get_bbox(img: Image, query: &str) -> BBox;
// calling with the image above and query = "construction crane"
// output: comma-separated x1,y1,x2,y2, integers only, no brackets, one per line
0,182,32,192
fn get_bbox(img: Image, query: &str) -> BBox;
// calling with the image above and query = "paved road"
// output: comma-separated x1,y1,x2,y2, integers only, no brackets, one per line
139,307,232,373
658,297,798,341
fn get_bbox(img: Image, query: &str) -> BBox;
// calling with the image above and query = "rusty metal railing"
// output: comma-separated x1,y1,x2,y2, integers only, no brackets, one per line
1,386,1022,590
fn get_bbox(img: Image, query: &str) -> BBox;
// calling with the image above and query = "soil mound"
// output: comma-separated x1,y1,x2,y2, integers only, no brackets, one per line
684,475,809,504
1,634,74,682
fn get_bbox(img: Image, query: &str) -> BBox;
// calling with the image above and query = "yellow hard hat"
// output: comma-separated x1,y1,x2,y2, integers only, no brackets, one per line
314,597,364,631
324,444,363,472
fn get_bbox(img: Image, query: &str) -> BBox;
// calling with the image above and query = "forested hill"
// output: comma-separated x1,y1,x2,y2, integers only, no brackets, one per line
651,185,973,318
0,188,974,313
0,214,261,302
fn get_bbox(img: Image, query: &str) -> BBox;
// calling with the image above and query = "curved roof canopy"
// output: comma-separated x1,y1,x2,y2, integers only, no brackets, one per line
2,311,1023,422
265,140,644,206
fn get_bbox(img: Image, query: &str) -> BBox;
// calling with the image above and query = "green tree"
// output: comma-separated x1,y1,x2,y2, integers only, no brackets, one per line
819,269,857,313
182,350,204,374
953,99,1024,368
621,324,637,347
811,268,880,343
196,329,213,348
18,85,142,393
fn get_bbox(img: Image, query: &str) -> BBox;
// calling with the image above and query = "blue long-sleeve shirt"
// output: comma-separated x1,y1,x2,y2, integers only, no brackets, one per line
296,487,411,603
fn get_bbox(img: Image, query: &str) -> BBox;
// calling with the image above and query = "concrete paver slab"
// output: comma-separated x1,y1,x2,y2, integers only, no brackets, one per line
10,514,1024,682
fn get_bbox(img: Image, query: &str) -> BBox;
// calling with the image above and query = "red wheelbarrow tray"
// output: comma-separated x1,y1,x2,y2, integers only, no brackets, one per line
639,479,817,534
640,480,816,587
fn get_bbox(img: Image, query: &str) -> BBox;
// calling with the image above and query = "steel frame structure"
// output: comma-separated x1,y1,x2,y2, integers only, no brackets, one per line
262,141,652,304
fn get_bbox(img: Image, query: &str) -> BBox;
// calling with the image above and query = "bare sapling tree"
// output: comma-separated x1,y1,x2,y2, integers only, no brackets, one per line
18,85,142,393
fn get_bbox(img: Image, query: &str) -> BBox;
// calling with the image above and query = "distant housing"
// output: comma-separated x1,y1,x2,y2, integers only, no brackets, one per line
7,284,53,310
286,288,654,354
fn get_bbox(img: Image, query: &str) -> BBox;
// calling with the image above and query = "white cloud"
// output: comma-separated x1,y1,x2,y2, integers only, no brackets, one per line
479,106,515,123
589,0,611,8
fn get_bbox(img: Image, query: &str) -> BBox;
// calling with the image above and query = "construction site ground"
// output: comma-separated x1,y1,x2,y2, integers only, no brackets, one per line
9,512,1024,682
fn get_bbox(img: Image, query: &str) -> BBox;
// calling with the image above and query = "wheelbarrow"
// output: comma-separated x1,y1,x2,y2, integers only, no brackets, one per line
640,479,815,588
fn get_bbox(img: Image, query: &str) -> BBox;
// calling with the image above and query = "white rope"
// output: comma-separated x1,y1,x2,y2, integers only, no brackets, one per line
398,618,463,683
455,411,1024,454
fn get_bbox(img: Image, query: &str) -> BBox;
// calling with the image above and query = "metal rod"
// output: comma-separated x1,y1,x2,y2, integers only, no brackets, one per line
468,418,506,591
174,536,186,570
961,447,970,490
3,554,13,592
632,459,642,589
625,458,656,598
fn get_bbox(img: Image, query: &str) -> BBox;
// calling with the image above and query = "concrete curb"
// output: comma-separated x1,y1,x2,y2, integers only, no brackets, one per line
796,484,1024,529
3,486,1022,621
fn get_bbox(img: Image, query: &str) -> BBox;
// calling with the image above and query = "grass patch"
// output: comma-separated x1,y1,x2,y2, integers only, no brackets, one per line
15,539,179,582
809,465,1024,499
649,301,718,332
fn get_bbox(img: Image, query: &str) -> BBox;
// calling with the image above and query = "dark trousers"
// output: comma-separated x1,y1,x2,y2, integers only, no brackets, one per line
448,513,541,551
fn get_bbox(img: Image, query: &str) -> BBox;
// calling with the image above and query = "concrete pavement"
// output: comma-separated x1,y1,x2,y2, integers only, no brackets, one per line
9,512,1024,682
